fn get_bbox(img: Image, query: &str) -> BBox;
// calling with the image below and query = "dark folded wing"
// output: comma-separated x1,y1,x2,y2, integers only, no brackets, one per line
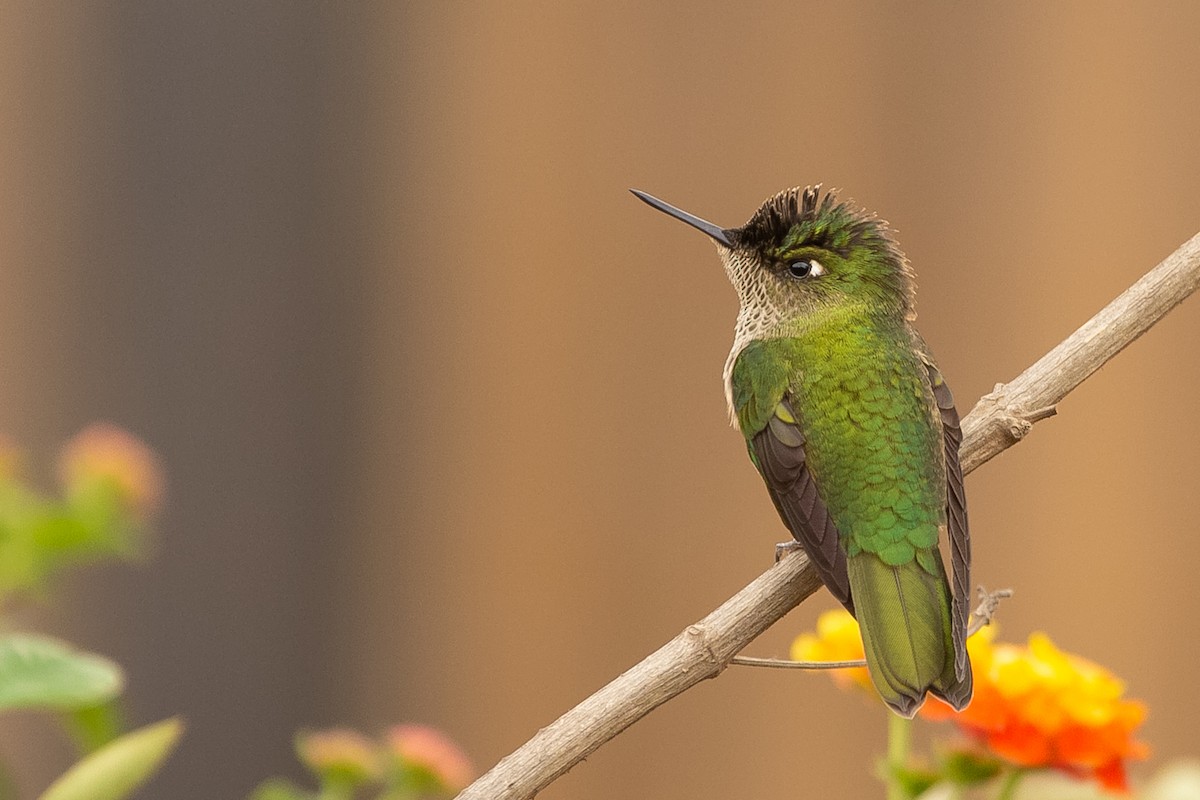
925,362,971,680
750,395,853,612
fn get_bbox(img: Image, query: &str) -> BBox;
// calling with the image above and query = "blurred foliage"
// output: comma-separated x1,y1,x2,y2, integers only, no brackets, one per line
0,424,161,608
36,718,183,800
0,634,122,713
250,724,474,800
0,425,180,800
0,425,471,800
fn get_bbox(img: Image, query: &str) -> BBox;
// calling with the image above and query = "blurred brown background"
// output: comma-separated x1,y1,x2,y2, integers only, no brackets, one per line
1,2,1199,798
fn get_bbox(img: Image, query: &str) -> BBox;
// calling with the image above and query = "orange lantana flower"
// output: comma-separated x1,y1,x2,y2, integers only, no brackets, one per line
792,610,1149,792
923,629,1149,791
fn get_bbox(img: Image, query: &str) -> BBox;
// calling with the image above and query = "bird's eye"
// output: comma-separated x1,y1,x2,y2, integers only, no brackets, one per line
787,258,824,279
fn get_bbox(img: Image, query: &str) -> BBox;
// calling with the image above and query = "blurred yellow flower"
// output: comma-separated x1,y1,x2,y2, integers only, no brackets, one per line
58,423,165,516
790,608,872,694
793,609,1149,792
295,728,380,784
386,724,474,793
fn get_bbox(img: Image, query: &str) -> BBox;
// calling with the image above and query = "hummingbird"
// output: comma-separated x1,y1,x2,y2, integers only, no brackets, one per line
632,186,971,716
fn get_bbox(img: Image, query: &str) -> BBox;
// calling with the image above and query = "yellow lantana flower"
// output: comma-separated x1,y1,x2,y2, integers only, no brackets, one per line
790,609,872,694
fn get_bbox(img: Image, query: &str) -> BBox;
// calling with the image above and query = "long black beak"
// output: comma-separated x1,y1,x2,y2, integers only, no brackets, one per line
630,189,734,248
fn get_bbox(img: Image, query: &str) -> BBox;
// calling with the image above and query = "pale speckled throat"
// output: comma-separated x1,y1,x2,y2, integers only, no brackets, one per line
719,244,798,427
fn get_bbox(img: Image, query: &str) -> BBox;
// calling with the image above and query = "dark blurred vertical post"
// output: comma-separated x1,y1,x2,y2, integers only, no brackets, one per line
0,4,383,796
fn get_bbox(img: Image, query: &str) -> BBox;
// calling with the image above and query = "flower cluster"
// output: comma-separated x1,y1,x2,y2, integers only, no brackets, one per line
922,627,1149,791
58,423,165,517
295,728,380,787
387,724,476,794
793,610,1149,792
291,723,473,798
0,424,163,602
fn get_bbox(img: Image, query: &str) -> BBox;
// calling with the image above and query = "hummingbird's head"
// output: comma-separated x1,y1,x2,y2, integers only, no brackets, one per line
633,186,915,334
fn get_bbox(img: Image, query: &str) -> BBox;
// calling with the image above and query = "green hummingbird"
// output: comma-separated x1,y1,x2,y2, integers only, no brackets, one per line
633,186,971,716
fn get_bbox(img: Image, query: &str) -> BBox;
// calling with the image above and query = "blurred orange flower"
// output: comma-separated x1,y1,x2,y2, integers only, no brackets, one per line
793,611,1149,792
58,423,165,516
386,724,474,793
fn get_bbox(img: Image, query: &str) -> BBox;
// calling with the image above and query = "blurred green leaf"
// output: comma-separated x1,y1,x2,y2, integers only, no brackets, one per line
938,748,1003,786
885,761,939,800
37,717,183,800
61,700,126,753
0,483,54,599
0,458,148,607
246,778,316,800
0,634,123,712
31,513,95,556
61,479,142,555
0,761,18,800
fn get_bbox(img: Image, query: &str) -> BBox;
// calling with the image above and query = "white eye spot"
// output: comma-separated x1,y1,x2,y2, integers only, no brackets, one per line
786,258,826,280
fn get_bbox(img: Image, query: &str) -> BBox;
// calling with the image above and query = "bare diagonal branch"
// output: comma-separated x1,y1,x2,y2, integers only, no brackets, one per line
960,232,1200,474
456,231,1200,800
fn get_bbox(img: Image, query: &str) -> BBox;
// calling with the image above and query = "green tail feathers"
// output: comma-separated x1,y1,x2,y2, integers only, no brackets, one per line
847,551,972,717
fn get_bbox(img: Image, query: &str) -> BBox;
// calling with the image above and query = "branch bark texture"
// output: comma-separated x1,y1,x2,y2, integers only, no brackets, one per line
456,231,1200,800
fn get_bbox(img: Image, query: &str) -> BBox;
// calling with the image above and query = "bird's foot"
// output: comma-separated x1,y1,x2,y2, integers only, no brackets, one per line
775,540,805,563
